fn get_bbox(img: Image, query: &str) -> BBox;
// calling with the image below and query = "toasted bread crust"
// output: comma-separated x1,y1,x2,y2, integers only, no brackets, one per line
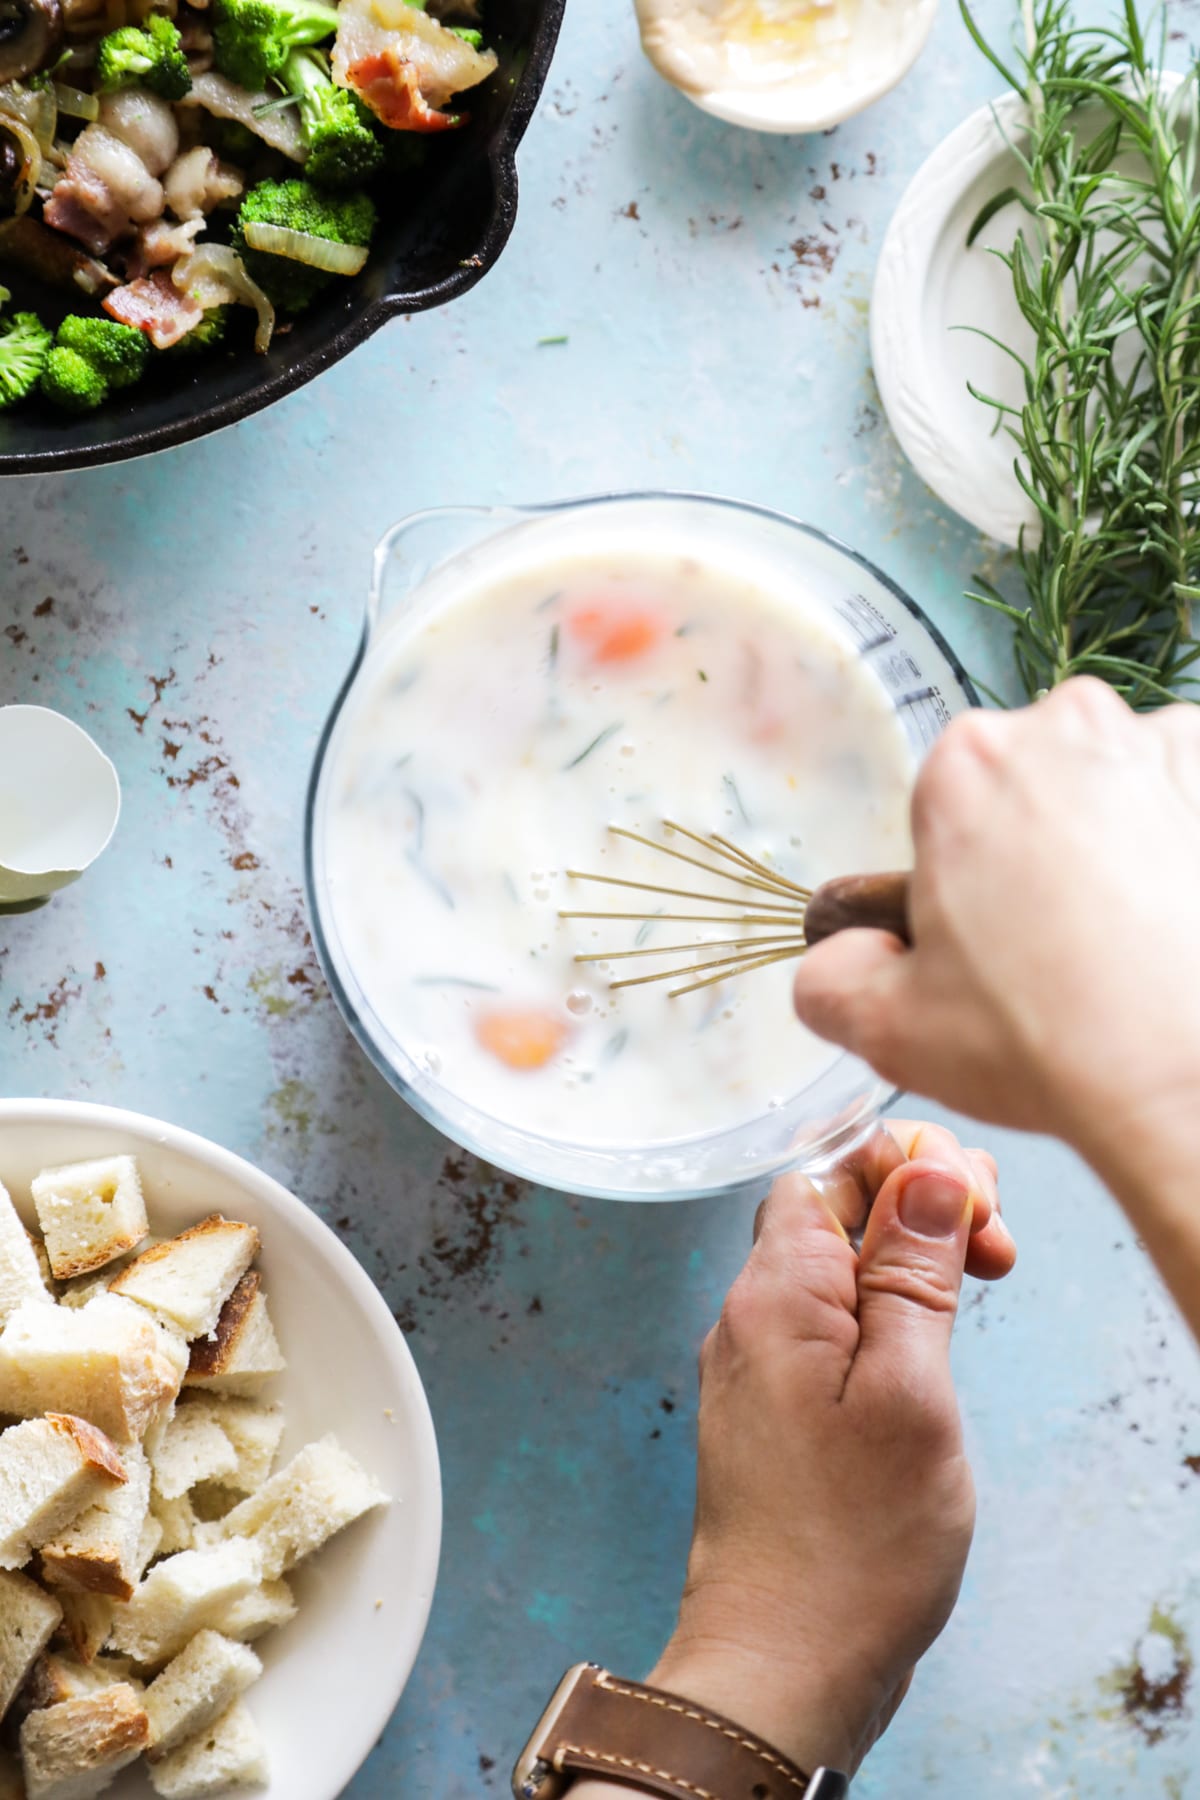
53,1592,114,1665
186,1274,260,1381
20,1683,150,1784
110,1218,259,1290
49,1228,144,1284
44,1416,127,1487
39,1549,134,1604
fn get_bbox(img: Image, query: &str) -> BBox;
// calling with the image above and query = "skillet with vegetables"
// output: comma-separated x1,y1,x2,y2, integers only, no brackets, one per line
0,0,496,411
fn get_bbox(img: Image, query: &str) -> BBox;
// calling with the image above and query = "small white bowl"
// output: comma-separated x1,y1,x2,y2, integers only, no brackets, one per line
635,0,938,134
0,1099,442,1800
871,92,1035,545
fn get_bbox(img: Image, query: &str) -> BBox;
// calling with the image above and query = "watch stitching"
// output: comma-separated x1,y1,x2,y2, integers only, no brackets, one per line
595,1677,808,1793
560,1744,718,1799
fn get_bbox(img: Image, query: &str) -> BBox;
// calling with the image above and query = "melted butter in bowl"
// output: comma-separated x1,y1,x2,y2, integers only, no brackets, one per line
635,0,937,131
316,533,915,1173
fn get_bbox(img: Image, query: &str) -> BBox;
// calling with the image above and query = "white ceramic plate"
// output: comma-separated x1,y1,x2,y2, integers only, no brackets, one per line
0,1099,442,1800
871,90,1037,546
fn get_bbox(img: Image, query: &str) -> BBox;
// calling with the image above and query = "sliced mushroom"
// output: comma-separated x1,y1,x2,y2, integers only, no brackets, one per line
0,109,39,216
0,213,116,291
0,0,64,86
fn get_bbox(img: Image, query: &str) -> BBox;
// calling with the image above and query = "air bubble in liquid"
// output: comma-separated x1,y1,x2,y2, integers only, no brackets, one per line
566,990,593,1016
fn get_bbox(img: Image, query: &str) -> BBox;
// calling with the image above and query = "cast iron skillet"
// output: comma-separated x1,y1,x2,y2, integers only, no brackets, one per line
0,0,565,475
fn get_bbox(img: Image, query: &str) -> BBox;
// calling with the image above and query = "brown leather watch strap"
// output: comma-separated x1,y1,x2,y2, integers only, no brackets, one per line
512,1664,849,1800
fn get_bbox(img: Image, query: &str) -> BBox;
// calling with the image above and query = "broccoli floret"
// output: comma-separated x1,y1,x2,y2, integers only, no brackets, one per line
96,15,192,99
168,305,231,354
205,117,262,163
284,50,382,189
232,177,376,311
41,346,109,412
56,317,149,389
212,0,339,92
0,311,51,409
450,25,483,45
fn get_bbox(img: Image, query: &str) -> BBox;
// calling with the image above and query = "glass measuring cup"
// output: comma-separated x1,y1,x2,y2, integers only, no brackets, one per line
305,492,978,1202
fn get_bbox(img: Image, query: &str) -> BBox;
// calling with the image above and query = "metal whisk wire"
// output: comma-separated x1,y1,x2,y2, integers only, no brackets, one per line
560,821,815,998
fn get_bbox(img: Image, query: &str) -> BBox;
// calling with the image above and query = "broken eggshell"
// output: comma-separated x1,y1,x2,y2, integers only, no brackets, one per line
0,705,120,910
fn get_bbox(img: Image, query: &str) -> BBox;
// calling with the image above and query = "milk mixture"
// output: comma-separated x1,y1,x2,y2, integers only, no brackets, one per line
321,549,914,1148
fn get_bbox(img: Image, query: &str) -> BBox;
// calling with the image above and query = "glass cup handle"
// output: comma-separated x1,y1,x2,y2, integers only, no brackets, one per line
366,504,526,643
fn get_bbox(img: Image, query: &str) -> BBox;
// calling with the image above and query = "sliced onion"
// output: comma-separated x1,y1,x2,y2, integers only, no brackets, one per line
172,241,275,352
52,81,99,120
181,71,305,160
242,220,368,275
0,79,57,154
0,109,43,216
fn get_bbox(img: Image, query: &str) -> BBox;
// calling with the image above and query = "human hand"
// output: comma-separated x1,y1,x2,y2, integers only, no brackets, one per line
792,679,1200,1180
648,1121,1009,1778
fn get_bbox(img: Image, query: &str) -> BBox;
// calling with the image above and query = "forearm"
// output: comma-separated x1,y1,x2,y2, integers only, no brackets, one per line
1086,1103,1200,1335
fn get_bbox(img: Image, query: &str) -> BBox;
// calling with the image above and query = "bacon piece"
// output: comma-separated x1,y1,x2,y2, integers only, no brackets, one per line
125,217,204,280
103,270,204,348
44,165,130,257
346,49,463,131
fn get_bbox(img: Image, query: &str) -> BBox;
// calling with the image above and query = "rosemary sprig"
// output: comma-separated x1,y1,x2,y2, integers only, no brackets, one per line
962,0,1200,703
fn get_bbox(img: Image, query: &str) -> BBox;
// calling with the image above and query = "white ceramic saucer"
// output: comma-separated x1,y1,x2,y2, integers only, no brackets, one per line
871,91,1037,546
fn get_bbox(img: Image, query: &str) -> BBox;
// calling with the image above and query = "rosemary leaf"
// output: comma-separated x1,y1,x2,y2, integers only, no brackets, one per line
962,0,1200,703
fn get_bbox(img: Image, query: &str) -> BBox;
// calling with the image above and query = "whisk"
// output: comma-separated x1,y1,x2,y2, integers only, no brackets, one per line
560,821,911,998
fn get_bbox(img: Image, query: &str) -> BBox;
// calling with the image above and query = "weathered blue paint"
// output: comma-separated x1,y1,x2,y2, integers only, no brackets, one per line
3,0,1200,1793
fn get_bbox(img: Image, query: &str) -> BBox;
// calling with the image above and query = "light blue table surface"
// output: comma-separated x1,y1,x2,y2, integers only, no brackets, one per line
4,0,1200,1792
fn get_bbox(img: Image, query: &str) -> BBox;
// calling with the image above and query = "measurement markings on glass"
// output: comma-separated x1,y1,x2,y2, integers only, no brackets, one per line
837,592,896,650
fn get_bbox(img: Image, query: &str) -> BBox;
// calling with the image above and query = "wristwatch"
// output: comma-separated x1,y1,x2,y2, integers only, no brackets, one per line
512,1663,850,1800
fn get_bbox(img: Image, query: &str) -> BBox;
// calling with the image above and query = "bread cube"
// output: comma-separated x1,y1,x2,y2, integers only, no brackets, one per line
149,1409,237,1503
60,1241,164,1311
107,1543,263,1668
149,1493,200,1559
0,1746,23,1800
41,1445,151,1602
31,1159,149,1283
205,1579,296,1644
110,1219,259,1342
57,1276,110,1312
148,1699,266,1799
0,1181,54,1328
133,1515,163,1581
19,1684,149,1800
11,1649,136,1725
180,1399,282,1496
0,1416,126,1572
144,1632,261,1759
0,1571,62,1724
53,1594,114,1668
0,1297,182,1444
26,1232,55,1298
216,1435,387,1580
184,1274,285,1399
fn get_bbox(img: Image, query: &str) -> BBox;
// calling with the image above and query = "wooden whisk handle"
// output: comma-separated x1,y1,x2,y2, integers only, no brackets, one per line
804,871,913,948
